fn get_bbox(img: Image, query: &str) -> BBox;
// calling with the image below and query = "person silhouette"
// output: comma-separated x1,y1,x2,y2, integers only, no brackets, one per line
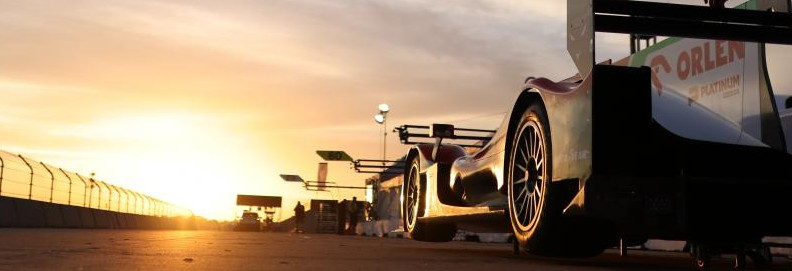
347,197,359,234
337,199,348,235
294,201,305,233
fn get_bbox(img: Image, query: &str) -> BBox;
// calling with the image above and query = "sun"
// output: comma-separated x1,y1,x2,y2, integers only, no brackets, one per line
72,111,277,220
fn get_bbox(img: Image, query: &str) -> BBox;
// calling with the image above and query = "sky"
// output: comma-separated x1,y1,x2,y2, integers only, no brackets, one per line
1,0,790,220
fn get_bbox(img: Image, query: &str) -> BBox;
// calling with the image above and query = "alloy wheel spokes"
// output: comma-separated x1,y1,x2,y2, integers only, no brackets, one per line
406,167,419,226
512,123,545,229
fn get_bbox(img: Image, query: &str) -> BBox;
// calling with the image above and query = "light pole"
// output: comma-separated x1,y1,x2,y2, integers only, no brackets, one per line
372,104,389,208
374,103,390,165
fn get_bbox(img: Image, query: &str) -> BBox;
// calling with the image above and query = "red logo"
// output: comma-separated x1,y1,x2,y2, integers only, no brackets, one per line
650,55,672,96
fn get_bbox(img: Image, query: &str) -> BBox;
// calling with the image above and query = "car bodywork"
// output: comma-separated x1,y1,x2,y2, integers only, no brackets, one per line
402,0,792,246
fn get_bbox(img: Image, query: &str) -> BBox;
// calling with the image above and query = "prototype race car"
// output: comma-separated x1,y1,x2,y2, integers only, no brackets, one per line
399,0,792,268
233,211,261,232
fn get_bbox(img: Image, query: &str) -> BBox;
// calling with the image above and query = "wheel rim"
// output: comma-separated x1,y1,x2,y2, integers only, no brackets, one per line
405,163,420,230
510,120,546,232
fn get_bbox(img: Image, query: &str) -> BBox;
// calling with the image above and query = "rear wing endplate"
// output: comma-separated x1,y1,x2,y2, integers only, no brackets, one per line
568,0,792,77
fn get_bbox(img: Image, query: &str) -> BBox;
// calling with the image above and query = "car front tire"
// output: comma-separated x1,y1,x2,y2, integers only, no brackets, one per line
403,155,457,242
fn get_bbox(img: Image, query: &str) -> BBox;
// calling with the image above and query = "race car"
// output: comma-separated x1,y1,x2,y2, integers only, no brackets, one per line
399,0,792,268
233,211,261,232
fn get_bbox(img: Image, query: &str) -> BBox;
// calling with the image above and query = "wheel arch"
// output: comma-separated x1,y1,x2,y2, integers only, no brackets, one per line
407,144,466,171
501,89,547,194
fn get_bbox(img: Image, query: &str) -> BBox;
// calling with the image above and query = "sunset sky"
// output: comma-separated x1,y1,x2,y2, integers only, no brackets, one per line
1,0,790,220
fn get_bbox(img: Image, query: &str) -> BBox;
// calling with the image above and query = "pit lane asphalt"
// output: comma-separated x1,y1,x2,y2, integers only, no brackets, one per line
0,229,789,270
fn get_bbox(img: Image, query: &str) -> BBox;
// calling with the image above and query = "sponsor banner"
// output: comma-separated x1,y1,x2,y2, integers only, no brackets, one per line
317,162,328,191
633,38,758,127
613,0,776,146
626,37,764,146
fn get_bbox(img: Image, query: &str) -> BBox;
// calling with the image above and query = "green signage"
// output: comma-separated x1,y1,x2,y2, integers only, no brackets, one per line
316,150,353,161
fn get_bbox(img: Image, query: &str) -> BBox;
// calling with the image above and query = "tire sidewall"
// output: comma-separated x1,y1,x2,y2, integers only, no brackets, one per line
403,157,421,234
508,104,553,248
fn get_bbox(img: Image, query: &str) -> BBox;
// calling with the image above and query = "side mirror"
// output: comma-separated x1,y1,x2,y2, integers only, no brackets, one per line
786,96,792,109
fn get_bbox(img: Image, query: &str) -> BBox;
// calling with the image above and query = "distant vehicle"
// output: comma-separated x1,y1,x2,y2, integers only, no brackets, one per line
233,211,261,232
399,0,792,269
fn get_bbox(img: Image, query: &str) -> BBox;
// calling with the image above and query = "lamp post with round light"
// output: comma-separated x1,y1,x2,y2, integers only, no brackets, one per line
374,103,390,165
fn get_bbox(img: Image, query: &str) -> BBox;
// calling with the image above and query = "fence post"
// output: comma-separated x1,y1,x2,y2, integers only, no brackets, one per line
141,195,148,215
115,186,127,213
133,192,141,214
0,153,4,196
40,163,54,203
59,168,72,206
132,191,141,214
106,184,113,211
147,196,154,216
152,199,158,216
126,189,135,214
121,188,133,213
18,155,33,200
108,185,121,212
116,187,124,212
75,174,89,208
145,195,152,216
156,199,162,216
94,179,102,210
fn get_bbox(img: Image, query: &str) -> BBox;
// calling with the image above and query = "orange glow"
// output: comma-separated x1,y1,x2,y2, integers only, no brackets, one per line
0,0,572,220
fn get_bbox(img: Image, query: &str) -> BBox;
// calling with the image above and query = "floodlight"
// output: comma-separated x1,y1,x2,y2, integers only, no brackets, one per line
374,114,385,124
378,103,390,113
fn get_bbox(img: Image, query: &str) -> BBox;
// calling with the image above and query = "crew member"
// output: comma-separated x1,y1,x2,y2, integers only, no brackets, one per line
294,201,305,233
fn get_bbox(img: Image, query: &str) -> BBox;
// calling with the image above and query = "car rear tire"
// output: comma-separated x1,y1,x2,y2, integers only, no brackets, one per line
508,103,608,257
403,155,457,242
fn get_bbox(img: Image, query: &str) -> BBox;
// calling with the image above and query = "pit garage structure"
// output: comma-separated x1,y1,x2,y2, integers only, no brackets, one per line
358,156,407,236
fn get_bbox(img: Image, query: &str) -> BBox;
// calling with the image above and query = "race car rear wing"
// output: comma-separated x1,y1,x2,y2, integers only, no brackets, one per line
352,159,405,174
394,124,495,148
569,0,792,77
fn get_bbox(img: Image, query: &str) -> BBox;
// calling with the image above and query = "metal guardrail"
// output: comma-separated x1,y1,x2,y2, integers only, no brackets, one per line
0,150,191,217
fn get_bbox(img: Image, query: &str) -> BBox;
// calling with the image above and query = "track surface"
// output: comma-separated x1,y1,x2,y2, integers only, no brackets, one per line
0,229,789,270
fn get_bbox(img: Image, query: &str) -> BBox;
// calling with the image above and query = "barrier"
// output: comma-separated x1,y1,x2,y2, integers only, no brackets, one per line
61,206,82,228
136,215,153,229
93,210,118,229
13,199,46,227
126,214,140,229
0,151,193,227
0,195,197,230
77,206,95,228
42,203,64,227
116,213,128,229
0,197,17,227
